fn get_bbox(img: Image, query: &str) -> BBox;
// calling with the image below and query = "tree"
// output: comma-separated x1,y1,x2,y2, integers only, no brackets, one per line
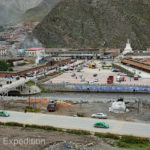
0,26,4,32
0,60,8,71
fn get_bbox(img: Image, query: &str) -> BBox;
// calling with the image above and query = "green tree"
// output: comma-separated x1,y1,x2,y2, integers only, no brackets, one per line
0,60,8,71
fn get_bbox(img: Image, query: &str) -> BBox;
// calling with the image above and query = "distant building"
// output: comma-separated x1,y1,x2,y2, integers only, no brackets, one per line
147,48,150,52
25,48,45,57
104,49,120,57
18,49,25,56
0,48,7,56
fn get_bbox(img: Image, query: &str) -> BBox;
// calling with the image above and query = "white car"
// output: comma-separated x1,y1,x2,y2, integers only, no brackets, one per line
91,113,107,119
117,72,127,76
80,78,85,82
94,78,98,82
71,73,75,77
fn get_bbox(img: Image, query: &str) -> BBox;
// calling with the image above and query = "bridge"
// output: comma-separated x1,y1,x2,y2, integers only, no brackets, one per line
0,77,33,96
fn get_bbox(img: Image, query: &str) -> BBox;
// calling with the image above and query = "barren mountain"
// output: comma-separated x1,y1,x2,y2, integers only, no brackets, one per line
24,0,61,22
33,0,150,49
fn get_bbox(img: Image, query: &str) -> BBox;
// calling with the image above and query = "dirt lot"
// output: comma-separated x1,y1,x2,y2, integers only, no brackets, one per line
0,99,150,123
0,126,129,150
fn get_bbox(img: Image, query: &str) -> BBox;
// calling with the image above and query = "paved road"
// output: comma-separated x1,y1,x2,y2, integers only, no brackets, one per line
1,111,150,138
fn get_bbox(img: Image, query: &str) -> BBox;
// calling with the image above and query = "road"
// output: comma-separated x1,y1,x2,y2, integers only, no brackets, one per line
1,111,150,138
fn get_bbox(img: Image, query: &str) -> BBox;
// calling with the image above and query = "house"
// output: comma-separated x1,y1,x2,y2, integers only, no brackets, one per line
25,48,45,57
0,48,7,56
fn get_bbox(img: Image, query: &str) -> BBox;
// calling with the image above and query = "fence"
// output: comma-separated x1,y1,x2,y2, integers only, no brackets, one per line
40,83,150,93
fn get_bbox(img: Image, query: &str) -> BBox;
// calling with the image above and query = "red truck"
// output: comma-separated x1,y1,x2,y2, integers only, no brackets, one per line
107,76,114,84
47,103,56,112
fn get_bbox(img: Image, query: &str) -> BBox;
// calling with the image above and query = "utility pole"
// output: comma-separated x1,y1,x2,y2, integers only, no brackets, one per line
29,88,31,107
137,99,142,114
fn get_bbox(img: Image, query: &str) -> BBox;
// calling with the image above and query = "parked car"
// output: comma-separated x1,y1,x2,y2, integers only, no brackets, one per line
134,74,139,80
94,78,98,82
116,76,125,82
94,121,109,128
112,69,120,72
107,76,114,84
26,73,34,77
93,73,97,77
0,110,10,117
91,113,107,119
117,72,127,76
80,78,85,82
16,76,20,80
19,75,26,78
71,73,76,77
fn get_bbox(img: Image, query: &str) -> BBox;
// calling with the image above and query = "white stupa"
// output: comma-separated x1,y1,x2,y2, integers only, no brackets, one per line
122,39,133,55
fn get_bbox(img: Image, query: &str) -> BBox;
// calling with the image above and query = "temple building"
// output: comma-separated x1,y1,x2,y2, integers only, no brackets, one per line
122,39,134,56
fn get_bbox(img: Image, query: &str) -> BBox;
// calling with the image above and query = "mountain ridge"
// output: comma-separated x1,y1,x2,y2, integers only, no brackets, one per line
23,0,61,22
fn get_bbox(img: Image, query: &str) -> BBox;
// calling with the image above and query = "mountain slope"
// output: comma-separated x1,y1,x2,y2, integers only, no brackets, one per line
0,0,43,25
0,4,22,25
33,0,150,49
24,0,61,22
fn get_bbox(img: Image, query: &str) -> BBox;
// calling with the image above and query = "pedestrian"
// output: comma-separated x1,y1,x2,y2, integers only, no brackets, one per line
24,108,27,113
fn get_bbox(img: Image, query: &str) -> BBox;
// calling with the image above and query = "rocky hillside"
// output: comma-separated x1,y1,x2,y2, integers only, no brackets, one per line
33,0,150,49
24,0,61,22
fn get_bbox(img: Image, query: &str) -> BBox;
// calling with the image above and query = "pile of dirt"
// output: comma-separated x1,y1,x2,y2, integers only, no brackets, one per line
57,101,73,107
27,98,49,104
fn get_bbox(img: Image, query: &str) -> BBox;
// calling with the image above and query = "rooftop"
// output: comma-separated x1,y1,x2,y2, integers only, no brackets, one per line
25,48,44,51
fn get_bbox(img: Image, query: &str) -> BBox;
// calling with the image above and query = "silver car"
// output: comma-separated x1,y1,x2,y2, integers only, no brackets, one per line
91,113,107,119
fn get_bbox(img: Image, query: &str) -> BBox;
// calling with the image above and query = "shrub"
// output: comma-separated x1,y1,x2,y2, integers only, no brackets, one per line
66,129,91,135
26,80,35,86
0,122,5,125
25,106,40,112
25,124,58,131
76,112,85,117
120,135,149,144
117,141,129,148
5,122,23,127
95,132,119,140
